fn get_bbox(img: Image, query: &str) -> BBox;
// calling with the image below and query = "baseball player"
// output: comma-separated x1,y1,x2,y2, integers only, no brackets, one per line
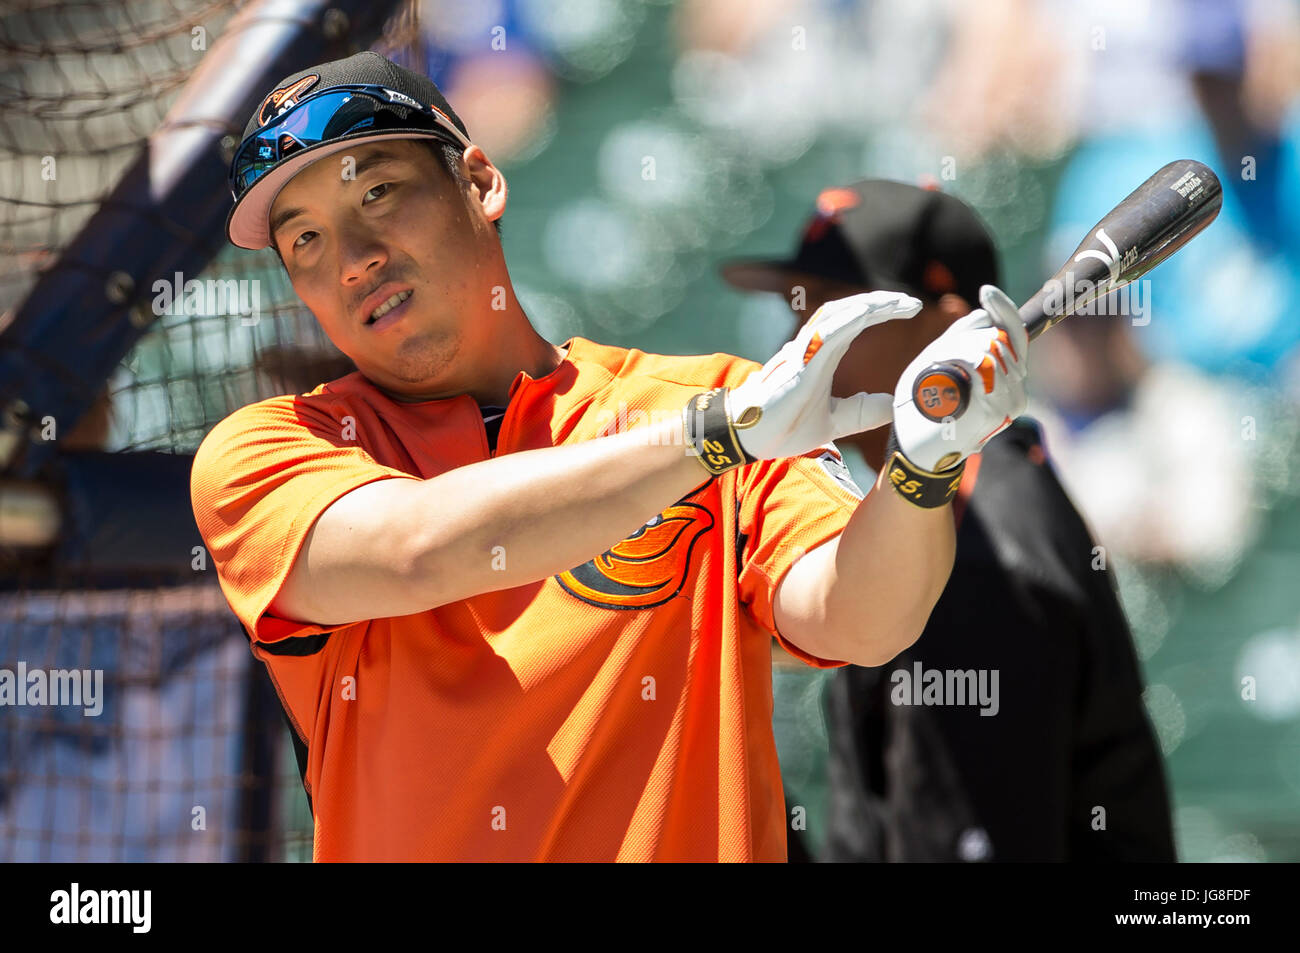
724,179,1176,862
191,53,1028,861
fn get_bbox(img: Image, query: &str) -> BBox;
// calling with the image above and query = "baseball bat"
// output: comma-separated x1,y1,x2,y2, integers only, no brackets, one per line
909,159,1223,432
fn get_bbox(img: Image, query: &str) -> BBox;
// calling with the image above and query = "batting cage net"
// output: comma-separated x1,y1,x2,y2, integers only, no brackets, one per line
0,0,424,862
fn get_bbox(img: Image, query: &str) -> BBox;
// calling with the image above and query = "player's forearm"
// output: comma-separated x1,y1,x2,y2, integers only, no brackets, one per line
833,469,955,662
411,416,707,606
777,470,955,667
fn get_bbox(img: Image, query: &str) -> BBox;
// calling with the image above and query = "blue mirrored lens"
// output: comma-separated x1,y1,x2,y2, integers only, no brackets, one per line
231,88,443,197
272,90,363,144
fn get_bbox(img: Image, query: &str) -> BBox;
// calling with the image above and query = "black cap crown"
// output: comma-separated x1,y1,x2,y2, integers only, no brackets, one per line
227,52,470,249
240,51,468,142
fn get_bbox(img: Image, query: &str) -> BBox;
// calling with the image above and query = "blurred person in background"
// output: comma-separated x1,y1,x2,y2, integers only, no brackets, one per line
1026,311,1259,577
723,179,1176,861
404,0,558,166
925,0,1300,574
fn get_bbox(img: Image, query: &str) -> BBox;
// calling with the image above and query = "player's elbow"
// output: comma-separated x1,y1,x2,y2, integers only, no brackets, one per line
830,566,948,666
272,477,452,626
826,564,950,667
840,619,927,668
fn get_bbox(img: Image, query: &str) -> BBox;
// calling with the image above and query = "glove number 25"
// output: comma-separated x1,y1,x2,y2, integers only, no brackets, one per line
889,468,924,498
703,437,734,469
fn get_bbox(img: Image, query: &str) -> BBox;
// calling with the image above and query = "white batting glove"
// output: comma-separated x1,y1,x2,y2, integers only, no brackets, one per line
682,292,922,474
891,284,1030,473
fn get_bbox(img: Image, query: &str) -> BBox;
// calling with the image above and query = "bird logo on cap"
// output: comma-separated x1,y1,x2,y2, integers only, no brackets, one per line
256,74,321,127
803,187,860,243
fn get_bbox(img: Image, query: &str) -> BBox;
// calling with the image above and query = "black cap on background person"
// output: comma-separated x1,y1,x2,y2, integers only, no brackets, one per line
720,179,1001,473
721,178,999,307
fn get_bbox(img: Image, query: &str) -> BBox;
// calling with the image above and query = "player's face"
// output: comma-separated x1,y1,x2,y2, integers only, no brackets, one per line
785,276,956,468
787,277,922,398
269,139,505,398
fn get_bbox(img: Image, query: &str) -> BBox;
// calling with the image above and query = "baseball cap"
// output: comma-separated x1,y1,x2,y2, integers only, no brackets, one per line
226,51,473,250
721,179,999,306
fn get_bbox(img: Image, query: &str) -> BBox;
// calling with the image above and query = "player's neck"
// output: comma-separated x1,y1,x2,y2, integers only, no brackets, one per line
381,315,564,408
464,284,566,404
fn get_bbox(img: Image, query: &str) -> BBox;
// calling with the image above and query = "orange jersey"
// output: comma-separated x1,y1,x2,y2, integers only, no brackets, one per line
190,335,862,861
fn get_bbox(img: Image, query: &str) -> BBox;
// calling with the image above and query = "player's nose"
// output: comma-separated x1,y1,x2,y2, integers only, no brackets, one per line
338,226,388,286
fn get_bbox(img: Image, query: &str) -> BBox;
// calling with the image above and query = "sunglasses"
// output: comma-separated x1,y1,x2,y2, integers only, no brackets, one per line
229,84,472,199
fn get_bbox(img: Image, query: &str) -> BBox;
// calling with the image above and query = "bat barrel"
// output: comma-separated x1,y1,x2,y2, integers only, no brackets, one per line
1020,159,1222,341
907,159,1222,426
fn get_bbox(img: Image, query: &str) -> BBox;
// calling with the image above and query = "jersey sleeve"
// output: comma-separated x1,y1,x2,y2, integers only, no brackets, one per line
189,396,421,646
735,444,866,668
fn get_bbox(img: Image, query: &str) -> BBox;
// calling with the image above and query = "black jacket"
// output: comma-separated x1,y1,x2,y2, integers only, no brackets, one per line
819,418,1176,862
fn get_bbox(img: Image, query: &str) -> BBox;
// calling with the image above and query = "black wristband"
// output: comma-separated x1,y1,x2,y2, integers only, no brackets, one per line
883,428,965,508
682,388,757,475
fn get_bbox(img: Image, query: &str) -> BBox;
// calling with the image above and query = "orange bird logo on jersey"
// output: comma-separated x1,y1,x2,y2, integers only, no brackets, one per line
556,502,714,609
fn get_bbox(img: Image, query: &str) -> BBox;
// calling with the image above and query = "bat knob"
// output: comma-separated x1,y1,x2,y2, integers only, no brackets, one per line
911,362,971,422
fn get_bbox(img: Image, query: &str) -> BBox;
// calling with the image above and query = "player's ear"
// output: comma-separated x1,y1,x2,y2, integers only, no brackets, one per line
462,144,507,225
